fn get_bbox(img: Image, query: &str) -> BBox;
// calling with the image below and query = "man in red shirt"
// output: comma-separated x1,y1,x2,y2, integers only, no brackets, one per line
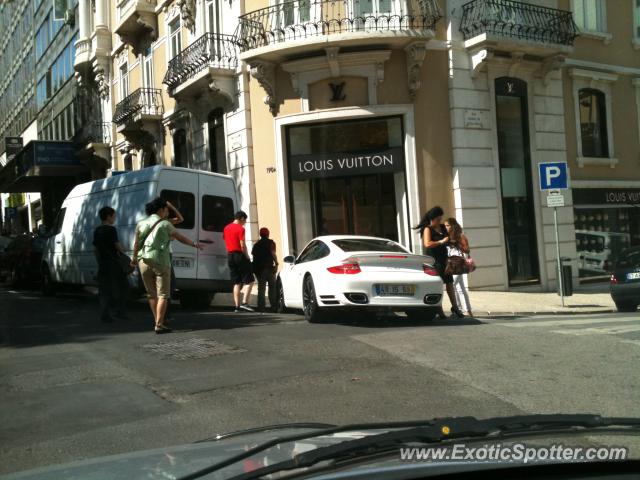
223,210,255,312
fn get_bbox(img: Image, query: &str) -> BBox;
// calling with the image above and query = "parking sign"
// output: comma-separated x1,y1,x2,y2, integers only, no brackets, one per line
539,162,568,190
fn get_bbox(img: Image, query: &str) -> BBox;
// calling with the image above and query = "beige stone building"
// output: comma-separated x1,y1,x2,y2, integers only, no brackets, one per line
73,0,640,292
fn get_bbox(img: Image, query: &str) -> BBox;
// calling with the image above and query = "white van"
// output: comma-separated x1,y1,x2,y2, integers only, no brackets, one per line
41,166,239,308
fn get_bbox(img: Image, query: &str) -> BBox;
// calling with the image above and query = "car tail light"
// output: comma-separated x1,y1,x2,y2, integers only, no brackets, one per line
423,264,439,276
327,263,361,274
610,274,618,284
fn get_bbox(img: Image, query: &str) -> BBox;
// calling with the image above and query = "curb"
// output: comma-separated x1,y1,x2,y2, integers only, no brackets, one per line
474,308,616,318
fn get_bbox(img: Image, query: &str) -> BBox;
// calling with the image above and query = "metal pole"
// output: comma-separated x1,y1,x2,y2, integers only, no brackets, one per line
554,206,564,307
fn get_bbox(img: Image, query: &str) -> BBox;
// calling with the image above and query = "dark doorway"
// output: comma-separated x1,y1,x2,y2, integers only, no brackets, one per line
495,77,540,286
173,129,188,168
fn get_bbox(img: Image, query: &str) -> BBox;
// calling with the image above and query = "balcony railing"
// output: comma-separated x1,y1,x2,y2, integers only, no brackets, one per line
235,0,442,51
459,0,578,46
113,88,164,124
163,33,238,91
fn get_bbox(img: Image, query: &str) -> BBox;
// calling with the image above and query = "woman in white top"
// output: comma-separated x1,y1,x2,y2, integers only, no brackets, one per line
444,218,473,318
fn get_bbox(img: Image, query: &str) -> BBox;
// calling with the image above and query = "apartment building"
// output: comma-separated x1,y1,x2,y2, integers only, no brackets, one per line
0,0,95,231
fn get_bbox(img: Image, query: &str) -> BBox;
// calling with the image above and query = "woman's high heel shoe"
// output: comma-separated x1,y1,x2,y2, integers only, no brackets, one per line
451,307,465,318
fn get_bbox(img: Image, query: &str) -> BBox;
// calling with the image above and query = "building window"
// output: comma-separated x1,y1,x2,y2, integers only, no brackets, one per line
119,64,129,100
573,0,606,32
208,109,227,174
173,129,188,168
169,18,181,59
206,0,221,33
579,88,609,158
142,48,154,88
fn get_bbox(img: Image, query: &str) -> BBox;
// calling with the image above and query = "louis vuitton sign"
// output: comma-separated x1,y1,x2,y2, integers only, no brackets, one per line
290,147,405,180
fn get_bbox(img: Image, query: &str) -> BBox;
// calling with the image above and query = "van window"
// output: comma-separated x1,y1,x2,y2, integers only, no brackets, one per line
53,208,66,235
202,195,234,232
160,190,195,229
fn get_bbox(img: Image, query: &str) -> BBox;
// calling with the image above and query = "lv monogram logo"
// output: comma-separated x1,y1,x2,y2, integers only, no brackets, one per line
507,81,515,93
329,82,346,101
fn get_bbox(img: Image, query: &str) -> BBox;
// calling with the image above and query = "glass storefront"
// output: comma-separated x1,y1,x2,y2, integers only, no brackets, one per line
286,116,406,252
573,188,640,281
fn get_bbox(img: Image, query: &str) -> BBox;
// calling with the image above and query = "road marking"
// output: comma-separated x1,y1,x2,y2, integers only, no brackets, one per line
551,325,640,336
494,317,640,328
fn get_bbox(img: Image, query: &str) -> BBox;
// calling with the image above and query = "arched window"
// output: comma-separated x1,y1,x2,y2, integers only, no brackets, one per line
173,129,188,168
208,108,227,174
579,88,608,158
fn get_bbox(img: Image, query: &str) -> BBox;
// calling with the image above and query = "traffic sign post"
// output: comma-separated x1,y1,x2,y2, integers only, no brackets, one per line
540,162,569,306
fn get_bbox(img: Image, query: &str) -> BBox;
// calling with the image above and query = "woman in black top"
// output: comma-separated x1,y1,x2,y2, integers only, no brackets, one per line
416,206,464,318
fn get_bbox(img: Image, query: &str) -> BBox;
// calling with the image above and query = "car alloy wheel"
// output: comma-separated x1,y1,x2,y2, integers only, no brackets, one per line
302,276,324,323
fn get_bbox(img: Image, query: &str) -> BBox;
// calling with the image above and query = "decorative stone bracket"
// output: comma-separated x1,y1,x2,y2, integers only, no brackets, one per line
405,42,428,99
176,0,196,33
250,61,277,116
536,54,565,86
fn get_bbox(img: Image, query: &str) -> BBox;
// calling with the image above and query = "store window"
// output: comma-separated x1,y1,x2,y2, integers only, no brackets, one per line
634,0,640,39
208,109,227,174
573,188,640,281
579,88,609,158
573,0,606,32
286,116,405,251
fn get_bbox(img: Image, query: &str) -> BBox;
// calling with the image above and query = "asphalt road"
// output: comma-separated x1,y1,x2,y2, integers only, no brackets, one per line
1,286,639,475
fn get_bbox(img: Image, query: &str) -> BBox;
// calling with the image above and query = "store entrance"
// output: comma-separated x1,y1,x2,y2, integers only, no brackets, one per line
313,173,397,240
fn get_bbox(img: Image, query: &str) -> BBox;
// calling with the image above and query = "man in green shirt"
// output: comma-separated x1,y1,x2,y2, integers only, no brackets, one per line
131,197,202,334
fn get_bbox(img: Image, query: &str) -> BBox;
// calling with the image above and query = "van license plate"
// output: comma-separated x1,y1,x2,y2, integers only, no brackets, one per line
173,258,192,269
375,284,415,296
627,272,640,281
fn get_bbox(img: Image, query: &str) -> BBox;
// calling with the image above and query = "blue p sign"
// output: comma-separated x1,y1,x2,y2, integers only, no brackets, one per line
539,162,568,190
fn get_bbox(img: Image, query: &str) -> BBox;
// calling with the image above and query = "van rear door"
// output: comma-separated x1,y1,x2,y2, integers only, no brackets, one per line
197,174,236,281
158,170,199,280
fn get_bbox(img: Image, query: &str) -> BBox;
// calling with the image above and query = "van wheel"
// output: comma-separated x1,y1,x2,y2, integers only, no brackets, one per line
41,265,56,296
615,302,638,313
10,267,23,289
180,291,214,310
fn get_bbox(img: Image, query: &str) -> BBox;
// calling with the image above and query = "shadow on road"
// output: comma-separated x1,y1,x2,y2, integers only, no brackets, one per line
326,314,485,328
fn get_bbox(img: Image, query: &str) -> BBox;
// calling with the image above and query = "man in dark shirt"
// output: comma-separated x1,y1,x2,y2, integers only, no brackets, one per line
93,206,129,323
251,227,278,313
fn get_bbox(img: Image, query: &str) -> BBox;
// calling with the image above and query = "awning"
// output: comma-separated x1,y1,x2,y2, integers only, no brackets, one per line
0,141,90,193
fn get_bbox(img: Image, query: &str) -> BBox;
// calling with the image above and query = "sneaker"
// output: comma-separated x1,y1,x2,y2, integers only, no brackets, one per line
239,303,255,312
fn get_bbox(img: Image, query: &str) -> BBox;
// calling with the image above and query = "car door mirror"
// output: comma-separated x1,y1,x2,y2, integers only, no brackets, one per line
283,255,295,264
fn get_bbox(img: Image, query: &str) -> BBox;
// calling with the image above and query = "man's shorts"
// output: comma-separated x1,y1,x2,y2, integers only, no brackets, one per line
139,260,171,299
228,252,255,285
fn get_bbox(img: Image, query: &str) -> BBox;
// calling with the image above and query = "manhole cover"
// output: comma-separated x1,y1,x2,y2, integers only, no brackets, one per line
142,337,246,360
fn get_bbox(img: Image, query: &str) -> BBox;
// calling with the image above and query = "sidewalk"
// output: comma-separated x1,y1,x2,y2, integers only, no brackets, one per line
213,284,616,317
441,284,616,317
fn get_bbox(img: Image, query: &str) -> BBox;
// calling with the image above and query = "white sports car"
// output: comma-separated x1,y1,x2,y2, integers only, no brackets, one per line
276,235,444,323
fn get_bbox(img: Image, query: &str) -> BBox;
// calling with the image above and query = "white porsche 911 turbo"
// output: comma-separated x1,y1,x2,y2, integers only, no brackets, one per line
276,236,444,323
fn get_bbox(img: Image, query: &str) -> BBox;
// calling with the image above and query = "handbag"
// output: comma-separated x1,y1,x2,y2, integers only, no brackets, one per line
117,251,135,275
465,255,477,273
445,255,467,276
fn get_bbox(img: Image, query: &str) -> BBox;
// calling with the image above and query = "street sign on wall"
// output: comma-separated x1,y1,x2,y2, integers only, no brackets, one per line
539,162,568,190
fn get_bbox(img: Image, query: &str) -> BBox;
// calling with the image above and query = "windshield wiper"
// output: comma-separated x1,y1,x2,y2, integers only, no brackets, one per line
196,423,337,443
177,414,640,480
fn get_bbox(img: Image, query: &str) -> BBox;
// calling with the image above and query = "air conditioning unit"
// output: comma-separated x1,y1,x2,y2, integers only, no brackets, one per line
64,9,75,26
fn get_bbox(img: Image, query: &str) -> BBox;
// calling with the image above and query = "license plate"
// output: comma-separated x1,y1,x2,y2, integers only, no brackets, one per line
627,272,640,281
173,258,192,269
375,284,415,296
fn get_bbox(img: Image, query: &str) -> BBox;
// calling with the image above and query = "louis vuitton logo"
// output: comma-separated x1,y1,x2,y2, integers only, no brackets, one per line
329,82,346,102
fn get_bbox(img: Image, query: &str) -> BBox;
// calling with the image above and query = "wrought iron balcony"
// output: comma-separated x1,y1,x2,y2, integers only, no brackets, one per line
113,88,164,125
236,0,442,54
459,0,578,47
163,33,238,92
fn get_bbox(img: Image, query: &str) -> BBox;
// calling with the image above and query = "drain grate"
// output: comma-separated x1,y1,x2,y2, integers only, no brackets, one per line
142,337,246,360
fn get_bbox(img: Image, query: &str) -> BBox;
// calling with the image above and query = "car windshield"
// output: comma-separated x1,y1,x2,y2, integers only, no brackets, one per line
332,238,408,253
